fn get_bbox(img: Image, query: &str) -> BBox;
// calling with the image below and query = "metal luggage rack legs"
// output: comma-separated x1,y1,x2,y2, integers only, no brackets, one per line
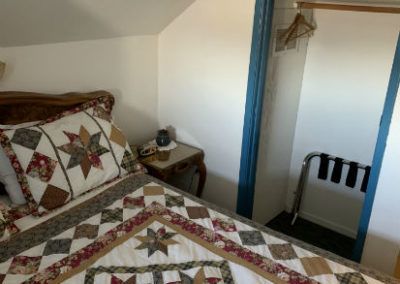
291,151,369,226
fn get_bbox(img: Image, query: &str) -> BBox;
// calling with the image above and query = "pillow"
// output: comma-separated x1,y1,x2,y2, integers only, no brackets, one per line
0,121,41,205
0,201,19,242
0,97,137,215
0,147,26,204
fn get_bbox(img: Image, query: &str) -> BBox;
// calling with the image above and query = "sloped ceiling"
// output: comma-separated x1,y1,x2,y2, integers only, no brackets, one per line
0,0,195,47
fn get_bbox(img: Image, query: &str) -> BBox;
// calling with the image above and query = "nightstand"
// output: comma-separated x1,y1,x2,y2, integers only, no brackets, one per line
138,142,206,198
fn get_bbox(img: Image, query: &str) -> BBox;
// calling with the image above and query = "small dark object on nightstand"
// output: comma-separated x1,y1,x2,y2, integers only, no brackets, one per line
156,129,171,147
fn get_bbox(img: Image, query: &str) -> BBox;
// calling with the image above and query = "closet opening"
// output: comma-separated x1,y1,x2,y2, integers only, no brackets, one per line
239,0,400,263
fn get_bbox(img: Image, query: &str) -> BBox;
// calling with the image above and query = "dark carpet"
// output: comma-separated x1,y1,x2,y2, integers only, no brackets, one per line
266,211,356,260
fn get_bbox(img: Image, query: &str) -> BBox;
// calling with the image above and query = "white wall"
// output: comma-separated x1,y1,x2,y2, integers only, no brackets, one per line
362,85,400,275
0,1,255,212
0,36,159,144
252,0,311,224
287,11,400,237
158,0,255,211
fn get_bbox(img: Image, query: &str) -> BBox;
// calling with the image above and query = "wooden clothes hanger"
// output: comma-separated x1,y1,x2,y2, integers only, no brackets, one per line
280,9,316,45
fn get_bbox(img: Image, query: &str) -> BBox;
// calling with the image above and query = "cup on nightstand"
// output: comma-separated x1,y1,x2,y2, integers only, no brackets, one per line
156,149,171,161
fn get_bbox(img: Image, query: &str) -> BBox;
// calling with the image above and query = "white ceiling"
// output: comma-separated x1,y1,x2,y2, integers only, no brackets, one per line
0,0,195,47
0,0,398,47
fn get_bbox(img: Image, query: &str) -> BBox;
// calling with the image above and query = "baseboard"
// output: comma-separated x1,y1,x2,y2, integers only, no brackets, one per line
299,211,357,239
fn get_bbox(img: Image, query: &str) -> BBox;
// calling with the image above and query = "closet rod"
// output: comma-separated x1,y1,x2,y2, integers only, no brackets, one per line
296,1,400,14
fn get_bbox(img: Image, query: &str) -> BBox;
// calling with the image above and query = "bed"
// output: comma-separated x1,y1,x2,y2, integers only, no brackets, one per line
0,91,397,284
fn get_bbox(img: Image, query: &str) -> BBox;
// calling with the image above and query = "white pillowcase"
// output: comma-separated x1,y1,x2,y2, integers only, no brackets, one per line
0,121,40,205
0,147,26,204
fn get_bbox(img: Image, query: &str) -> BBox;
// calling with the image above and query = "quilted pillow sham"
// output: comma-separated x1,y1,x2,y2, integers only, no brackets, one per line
0,201,19,242
0,97,137,215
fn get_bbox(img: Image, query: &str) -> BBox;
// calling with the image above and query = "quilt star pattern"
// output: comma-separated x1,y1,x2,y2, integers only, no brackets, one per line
0,175,395,284
58,127,110,178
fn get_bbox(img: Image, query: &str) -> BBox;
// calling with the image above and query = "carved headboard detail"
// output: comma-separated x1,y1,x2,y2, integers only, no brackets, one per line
0,90,114,125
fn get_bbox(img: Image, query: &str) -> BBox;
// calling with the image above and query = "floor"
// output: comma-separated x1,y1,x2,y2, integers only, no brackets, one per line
266,211,356,260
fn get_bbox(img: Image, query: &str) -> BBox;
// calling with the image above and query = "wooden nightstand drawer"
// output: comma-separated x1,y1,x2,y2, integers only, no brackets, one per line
173,160,192,174
137,142,206,197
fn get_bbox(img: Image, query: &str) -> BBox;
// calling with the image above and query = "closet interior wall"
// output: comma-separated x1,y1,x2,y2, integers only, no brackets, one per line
253,0,311,224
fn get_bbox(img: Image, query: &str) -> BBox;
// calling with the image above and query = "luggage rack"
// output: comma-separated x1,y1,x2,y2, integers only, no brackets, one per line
290,151,370,225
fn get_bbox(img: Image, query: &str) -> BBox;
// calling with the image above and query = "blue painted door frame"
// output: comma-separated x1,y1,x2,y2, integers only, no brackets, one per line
236,0,275,218
352,33,400,261
237,0,400,261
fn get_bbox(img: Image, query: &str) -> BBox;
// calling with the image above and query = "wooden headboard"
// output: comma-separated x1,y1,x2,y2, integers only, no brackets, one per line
0,90,114,125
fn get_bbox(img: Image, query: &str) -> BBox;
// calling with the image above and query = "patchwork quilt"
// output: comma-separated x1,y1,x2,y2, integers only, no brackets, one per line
0,175,396,284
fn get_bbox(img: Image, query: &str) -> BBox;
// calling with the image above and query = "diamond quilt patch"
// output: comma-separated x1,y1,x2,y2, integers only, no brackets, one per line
186,206,210,219
238,230,266,246
11,129,42,150
8,256,42,275
165,194,185,208
212,218,237,232
268,243,298,260
101,208,123,224
336,272,368,284
123,196,145,209
301,257,333,276
39,185,70,211
121,150,136,173
43,239,72,256
26,152,58,182
73,224,99,240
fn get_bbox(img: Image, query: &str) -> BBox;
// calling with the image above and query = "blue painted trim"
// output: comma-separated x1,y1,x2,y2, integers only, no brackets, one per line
353,33,400,261
236,0,275,218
